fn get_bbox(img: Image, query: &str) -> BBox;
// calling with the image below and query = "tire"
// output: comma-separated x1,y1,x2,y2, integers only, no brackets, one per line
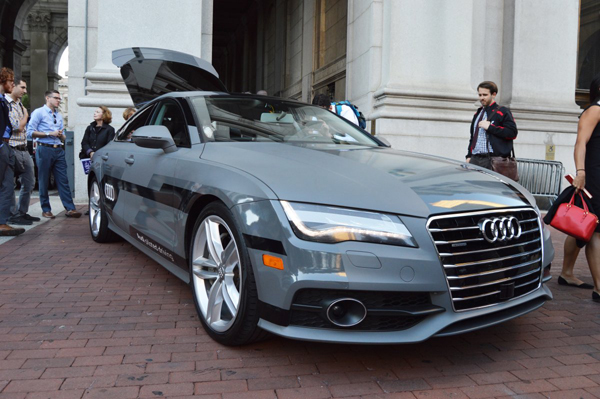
189,202,268,345
89,178,119,243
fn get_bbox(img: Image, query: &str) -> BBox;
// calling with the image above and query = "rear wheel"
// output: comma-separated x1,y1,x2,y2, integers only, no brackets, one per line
189,202,267,345
89,179,118,243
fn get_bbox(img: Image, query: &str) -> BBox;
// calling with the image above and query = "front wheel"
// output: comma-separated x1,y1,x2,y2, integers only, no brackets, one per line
189,202,267,345
89,179,118,243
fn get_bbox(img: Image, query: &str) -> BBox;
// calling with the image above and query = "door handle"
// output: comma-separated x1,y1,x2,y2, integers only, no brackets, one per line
101,154,109,161
125,156,135,165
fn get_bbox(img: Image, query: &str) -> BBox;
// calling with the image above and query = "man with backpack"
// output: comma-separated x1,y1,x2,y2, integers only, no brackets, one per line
312,94,366,129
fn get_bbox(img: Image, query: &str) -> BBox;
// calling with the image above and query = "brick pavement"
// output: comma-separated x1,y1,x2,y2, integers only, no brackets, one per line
0,208,599,398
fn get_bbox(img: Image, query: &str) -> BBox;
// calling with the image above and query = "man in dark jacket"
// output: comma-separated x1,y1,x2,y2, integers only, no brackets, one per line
0,67,25,236
466,81,518,169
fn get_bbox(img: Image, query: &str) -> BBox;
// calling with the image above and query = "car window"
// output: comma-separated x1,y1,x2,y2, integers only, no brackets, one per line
116,104,155,141
190,95,380,147
151,100,191,147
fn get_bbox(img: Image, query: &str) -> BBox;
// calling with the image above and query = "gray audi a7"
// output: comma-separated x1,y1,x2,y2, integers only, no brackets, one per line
87,47,554,345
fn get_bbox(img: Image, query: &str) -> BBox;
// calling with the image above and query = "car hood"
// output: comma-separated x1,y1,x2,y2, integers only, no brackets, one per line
112,47,228,106
201,143,534,217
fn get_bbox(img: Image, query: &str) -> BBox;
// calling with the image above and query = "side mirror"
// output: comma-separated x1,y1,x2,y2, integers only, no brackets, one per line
376,136,391,147
131,125,177,153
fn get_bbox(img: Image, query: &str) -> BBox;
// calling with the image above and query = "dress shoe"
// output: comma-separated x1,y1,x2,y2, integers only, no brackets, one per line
593,291,600,303
0,224,25,236
84,210,89,215
557,276,594,289
22,214,41,222
7,215,33,226
42,211,55,219
65,210,82,218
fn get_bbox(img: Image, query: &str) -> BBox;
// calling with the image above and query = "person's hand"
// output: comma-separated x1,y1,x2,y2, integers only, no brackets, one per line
478,120,491,130
89,151,95,159
466,157,471,163
573,171,585,193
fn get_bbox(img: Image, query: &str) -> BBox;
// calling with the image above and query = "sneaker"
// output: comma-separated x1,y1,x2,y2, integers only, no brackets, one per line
0,224,25,236
42,212,55,219
22,214,41,222
7,215,33,226
65,210,82,218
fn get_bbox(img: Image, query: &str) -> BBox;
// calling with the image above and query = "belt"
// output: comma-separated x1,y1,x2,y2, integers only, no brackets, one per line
472,153,491,157
11,145,27,151
38,142,64,149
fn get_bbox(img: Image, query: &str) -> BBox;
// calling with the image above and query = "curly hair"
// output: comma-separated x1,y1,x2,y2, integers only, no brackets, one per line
0,67,14,85
99,106,112,124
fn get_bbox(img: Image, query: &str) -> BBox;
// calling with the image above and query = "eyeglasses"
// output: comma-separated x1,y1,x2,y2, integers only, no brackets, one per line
52,97,62,101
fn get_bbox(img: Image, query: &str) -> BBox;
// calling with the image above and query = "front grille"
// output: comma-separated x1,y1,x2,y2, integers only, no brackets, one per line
427,208,543,312
289,289,432,331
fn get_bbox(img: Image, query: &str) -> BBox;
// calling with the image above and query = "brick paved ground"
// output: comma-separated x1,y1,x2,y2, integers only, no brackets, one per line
0,207,599,399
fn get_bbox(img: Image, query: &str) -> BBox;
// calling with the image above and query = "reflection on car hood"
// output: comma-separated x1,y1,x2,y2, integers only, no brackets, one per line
201,142,532,217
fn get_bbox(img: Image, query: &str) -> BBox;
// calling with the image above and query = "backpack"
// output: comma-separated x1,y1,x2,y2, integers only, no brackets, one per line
333,101,367,129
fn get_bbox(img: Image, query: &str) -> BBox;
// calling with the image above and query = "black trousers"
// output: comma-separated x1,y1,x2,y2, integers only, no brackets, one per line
470,154,492,170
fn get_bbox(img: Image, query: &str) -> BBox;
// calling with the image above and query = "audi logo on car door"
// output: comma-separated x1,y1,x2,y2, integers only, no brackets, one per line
104,183,116,202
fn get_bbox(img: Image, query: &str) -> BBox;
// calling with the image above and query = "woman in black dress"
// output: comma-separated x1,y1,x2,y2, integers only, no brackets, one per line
80,106,115,159
559,74,600,303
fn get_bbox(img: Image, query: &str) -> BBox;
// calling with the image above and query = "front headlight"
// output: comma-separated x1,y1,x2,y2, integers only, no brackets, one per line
281,201,417,247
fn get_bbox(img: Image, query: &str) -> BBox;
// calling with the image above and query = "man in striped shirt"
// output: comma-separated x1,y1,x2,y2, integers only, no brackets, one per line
0,67,25,236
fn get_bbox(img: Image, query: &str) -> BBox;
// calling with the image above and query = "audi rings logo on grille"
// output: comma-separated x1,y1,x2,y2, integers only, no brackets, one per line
479,216,522,243
104,183,115,202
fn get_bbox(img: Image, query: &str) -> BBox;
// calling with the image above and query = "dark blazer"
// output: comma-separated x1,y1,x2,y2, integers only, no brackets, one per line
467,102,518,159
0,97,12,139
80,122,115,158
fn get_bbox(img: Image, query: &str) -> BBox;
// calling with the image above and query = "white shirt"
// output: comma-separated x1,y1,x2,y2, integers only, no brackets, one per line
330,104,359,126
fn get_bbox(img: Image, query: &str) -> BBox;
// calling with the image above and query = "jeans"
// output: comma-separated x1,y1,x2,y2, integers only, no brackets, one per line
0,144,15,224
10,148,35,216
36,145,76,213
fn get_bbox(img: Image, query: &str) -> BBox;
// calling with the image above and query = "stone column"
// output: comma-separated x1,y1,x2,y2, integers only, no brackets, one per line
301,0,316,104
28,11,51,111
499,0,580,171
368,0,477,157
69,0,211,201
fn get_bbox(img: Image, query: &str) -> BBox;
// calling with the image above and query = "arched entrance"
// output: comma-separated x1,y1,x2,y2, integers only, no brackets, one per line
0,0,68,110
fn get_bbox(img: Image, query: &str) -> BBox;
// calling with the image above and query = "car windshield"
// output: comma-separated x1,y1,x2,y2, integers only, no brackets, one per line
190,95,379,146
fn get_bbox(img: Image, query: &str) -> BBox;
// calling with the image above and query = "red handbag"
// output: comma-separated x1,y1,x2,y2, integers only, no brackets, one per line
550,192,599,242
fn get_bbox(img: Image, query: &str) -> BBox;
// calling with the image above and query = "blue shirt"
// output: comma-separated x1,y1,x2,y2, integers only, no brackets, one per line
26,105,63,145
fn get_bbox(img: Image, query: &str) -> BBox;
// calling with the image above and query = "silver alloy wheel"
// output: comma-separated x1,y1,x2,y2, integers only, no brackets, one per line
89,181,101,237
191,215,242,332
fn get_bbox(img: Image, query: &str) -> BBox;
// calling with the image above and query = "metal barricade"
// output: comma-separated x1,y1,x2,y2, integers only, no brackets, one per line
516,158,564,204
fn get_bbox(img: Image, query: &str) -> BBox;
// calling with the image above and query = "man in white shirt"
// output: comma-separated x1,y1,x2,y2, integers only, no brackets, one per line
312,94,359,126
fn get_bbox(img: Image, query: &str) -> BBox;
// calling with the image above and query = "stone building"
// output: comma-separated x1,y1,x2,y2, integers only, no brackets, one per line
0,0,598,200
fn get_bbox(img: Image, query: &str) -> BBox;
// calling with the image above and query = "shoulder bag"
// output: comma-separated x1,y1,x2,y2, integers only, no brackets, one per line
490,149,519,182
550,191,599,242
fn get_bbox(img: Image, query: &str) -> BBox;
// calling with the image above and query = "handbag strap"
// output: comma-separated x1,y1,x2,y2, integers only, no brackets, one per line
569,192,589,213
